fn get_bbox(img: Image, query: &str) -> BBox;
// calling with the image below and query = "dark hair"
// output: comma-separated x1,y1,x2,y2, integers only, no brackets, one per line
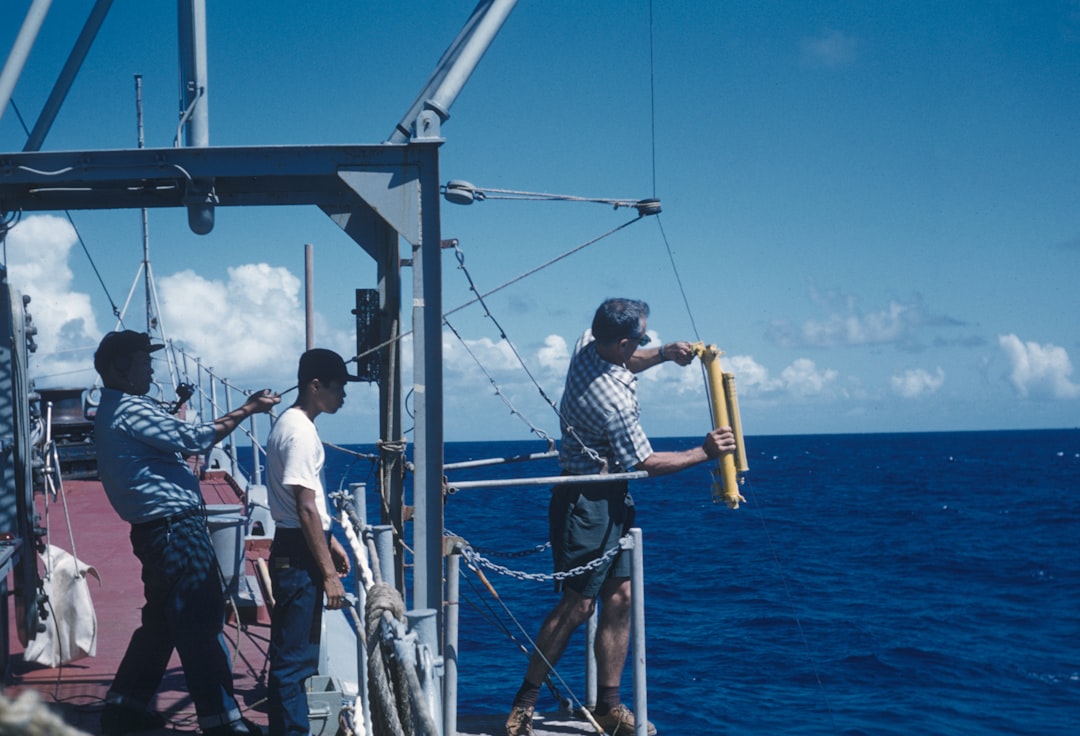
591,298,649,342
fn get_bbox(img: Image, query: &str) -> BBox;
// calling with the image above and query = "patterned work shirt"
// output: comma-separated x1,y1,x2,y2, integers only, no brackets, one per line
558,333,653,475
94,387,217,524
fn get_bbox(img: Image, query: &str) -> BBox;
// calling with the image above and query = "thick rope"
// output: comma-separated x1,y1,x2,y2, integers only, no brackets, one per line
365,584,411,736
0,691,88,736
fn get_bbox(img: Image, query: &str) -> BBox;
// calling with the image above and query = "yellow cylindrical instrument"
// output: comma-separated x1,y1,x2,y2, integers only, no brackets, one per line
691,343,748,509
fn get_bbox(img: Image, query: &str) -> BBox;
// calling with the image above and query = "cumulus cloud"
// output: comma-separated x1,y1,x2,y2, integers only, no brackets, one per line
800,30,859,69
998,334,1080,399
157,264,316,389
5,215,102,384
891,367,945,398
767,287,962,351
727,354,839,398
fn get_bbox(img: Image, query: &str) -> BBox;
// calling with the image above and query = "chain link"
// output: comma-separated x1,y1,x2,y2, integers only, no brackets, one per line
452,532,632,583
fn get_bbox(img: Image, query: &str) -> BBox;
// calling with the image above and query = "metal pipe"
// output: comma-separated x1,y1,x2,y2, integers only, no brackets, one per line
449,471,649,490
406,608,442,736
224,384,238,478
0,0,53,125
630,528,648,736
412,141,445,615
443,450,557,471
349,482,368,528
177,0,209,147
371,525,396,586
585,609,598,710
305,243,314,350
444,551,460,736
388,0,518,143
24,0,114,151
347,483,371,736
250,412,261,486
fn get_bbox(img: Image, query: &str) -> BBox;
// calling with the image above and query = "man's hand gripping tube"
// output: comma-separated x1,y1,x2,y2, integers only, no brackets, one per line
691,343,749,509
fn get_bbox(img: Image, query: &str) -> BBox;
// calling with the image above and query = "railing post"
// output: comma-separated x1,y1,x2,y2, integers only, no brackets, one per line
406,608,443,736
630,528,648,736
349,483,371,735
444,548,460,736
585,609,598,710
371,525,396,586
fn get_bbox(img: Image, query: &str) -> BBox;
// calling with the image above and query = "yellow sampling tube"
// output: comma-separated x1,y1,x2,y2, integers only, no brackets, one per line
691,342,747,509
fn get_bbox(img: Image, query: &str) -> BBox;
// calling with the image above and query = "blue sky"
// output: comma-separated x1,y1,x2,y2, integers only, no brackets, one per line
3,1,1079,443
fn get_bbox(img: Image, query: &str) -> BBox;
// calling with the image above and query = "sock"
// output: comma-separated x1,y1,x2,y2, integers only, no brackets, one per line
512,679,541,710
596,686,620,714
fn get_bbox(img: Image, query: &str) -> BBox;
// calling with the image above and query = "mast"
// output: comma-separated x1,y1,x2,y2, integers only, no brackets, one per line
135,75,152,335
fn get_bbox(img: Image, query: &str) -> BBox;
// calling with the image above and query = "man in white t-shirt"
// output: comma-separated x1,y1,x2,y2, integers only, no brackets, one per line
265,349,357,735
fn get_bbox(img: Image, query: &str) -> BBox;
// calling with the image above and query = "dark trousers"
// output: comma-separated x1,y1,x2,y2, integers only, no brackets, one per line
267,528,326,736
110,513,241,729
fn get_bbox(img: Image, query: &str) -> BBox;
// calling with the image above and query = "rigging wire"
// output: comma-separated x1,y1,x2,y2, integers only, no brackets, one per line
447,241,605,468
442,214,644,322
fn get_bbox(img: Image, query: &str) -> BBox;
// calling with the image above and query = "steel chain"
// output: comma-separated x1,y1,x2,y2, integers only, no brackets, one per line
453,533,632,583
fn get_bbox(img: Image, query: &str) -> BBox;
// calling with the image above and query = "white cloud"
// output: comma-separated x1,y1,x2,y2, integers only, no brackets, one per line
5,215,102,384
156,264,324,391
768,288,963,351
725,354,838,398
998,334,1080,399
891,367,945,398
780,358,839,396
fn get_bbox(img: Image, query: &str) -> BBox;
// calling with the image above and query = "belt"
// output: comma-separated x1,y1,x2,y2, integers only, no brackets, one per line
131,506,203,531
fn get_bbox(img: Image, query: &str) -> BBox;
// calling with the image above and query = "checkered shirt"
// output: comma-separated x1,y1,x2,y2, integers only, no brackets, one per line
558,335,653,474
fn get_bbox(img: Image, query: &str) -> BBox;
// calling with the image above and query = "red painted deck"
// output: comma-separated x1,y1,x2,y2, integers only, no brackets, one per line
4,475,272,735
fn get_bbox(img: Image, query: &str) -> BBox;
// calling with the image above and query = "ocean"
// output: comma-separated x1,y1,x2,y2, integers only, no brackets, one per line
319,429,1079,735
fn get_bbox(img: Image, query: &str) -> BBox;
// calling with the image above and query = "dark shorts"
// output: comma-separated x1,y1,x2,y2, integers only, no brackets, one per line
549,479,635,598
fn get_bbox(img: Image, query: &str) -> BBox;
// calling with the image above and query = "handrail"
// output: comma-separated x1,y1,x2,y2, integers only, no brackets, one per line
448,470,648,490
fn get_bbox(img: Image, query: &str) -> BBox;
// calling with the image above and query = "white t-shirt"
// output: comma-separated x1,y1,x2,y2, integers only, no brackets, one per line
266,406,331,531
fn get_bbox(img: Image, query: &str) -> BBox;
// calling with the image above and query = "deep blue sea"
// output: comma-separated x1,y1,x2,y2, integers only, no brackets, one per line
317,429,1079,735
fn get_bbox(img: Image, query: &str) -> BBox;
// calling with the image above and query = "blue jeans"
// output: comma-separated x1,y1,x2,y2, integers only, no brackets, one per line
267,529,325,736
109,511,242,729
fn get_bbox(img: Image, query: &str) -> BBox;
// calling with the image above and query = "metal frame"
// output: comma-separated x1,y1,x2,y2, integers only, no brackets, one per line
2,0,519,658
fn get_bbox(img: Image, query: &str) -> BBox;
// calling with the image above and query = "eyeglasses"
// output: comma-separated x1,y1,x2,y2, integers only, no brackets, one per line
625,333,651,347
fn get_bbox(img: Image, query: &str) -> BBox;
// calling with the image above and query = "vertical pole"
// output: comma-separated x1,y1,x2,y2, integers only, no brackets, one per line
444,549,460,736
585,610,598,709
375,223,405,592
410,134,444,616
224,385,238,478
630,528,648,736
208,376,218,472
250,413,261,486
349,483,371,735
371,525,396,586
407,609,443,736
177,0,209,146
304,243,314,350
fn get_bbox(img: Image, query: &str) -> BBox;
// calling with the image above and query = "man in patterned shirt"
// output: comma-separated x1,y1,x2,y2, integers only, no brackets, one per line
505,298,735,736
93,330,279,736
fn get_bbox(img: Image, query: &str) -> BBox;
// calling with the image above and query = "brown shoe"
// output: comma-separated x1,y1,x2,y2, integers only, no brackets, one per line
505,705,534,736
593,703,657,735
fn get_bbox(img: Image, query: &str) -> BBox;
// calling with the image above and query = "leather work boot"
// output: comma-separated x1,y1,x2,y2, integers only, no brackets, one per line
593,703,657,735
505,704,534,736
